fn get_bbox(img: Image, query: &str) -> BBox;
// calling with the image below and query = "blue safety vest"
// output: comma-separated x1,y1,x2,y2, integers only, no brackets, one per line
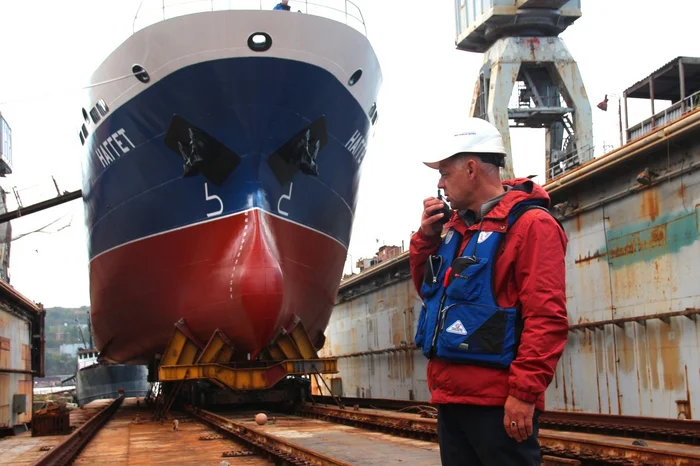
414,201,550,369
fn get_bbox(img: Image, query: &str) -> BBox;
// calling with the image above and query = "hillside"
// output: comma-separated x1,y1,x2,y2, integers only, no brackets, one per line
43,306,92,376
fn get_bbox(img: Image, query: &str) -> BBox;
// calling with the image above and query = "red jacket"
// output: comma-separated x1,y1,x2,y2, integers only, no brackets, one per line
409,178,569,411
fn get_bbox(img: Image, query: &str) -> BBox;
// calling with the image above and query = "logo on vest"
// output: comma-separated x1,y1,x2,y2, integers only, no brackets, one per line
477,231,493,243
445,320,468,336
445,230,454,244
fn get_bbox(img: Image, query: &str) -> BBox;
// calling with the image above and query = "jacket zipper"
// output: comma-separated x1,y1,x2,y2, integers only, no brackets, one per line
430,297,453,354
438,303,457,332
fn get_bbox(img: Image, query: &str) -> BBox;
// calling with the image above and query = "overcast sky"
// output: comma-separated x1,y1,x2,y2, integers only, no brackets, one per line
0,0,698,307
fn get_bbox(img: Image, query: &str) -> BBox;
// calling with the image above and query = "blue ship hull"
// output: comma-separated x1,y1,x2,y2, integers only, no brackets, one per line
83,56,374,363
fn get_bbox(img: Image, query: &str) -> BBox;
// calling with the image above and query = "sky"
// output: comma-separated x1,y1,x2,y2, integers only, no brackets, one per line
0,0,698,307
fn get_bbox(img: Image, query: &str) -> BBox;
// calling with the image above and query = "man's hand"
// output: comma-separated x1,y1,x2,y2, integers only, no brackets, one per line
420,197,447,237
503,395,535,442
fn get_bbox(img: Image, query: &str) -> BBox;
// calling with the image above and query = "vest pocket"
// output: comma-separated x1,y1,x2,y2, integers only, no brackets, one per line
414,304,428,347
436,303,517,367
444,258,489,301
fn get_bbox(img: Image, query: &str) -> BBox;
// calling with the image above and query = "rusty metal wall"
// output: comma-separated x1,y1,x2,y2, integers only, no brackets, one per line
318,279,430,401
547,138,700,419
0,306,33,429
321,129,699,420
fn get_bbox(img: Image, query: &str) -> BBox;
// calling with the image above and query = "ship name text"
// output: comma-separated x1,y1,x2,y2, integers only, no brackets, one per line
345,130,367,165
93,128,135,168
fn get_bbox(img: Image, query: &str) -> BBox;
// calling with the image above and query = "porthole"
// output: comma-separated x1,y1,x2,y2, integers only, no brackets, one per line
348,69,362,86
96,99,109,116
132,64,150,83
248,32,272,52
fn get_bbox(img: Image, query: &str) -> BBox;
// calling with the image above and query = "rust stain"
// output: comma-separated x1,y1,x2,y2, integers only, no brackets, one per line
388,353,398,380
575,249,607,264
685,365,692,420
641,188,660,221
568,355,576,410
22,344,31,370
561,360,568,408
0,337,9,369
647,323,661,390
593,331,604,413
609,224,667,259
660,321,683,391
617,326,635,374
403,350,414,380
606,335,618,413
580,329,593,352
677,183,686,200
575,214,582,232
636,324,649,392
390,311,405,347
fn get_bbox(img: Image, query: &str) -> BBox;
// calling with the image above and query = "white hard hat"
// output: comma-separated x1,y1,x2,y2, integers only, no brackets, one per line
423,117,507,169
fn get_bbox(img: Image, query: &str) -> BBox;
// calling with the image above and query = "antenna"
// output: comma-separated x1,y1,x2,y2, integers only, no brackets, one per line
75,315,87,349
87,310,93,349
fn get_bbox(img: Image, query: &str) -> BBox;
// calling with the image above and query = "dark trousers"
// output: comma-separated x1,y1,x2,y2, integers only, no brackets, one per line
437,404,541,466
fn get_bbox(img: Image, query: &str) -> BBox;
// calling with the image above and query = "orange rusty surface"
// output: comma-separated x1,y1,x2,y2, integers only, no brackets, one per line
73,399,268,465
574,249,607,264
640,188,660,222
0,336,9,368
0,399,108,465
220,410,440,465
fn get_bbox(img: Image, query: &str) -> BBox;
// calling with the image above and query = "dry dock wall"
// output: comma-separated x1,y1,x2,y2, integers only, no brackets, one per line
319,112,700,419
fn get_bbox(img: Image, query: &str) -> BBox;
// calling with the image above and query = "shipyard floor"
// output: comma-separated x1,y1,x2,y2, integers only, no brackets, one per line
0,399,110,466
1,398,440,465
219,409,440,464
5,396,700,465
72,399,272,465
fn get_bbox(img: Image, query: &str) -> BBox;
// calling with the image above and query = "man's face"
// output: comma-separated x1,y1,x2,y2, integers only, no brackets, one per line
437,155,475,211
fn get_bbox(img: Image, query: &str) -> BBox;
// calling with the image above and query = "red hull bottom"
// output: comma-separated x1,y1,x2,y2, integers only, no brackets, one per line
89,209,346,364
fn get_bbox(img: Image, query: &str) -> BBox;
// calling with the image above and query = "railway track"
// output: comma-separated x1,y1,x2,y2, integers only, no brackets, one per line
308,395,700,445
299,402,700,466
32,394,124,466
185,406,356,465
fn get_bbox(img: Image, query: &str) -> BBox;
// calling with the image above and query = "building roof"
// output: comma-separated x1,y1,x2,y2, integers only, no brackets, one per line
0,279,42,314
624,56,700,101
339,250,410,291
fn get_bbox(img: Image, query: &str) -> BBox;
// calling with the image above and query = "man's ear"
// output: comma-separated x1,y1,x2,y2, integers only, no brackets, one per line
466,158,477,178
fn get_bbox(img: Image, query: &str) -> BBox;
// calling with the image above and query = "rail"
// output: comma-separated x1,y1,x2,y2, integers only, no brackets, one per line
185,406,354,465
627,89,700,142
299,401,700,465
32,394,124,466
547,145,595,182
541,411,700,446
307,395,700,445
133,0,367,36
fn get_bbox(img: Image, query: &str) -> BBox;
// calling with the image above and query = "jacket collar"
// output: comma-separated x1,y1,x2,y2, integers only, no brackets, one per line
445,179,550,233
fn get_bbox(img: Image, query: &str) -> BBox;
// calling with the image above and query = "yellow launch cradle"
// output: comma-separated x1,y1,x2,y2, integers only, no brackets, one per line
157,317,337,391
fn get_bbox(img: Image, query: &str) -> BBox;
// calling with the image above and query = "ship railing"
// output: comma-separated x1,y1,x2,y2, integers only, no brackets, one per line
133,0,367,36
627,89,700,142
546,144,595,181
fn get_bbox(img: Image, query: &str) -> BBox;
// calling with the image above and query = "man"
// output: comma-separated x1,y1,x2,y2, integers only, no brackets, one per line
410,117,569,465
273,0,291,11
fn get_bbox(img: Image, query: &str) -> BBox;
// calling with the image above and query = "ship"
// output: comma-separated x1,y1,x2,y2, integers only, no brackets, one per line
74,348,149,406
77,1,381,367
